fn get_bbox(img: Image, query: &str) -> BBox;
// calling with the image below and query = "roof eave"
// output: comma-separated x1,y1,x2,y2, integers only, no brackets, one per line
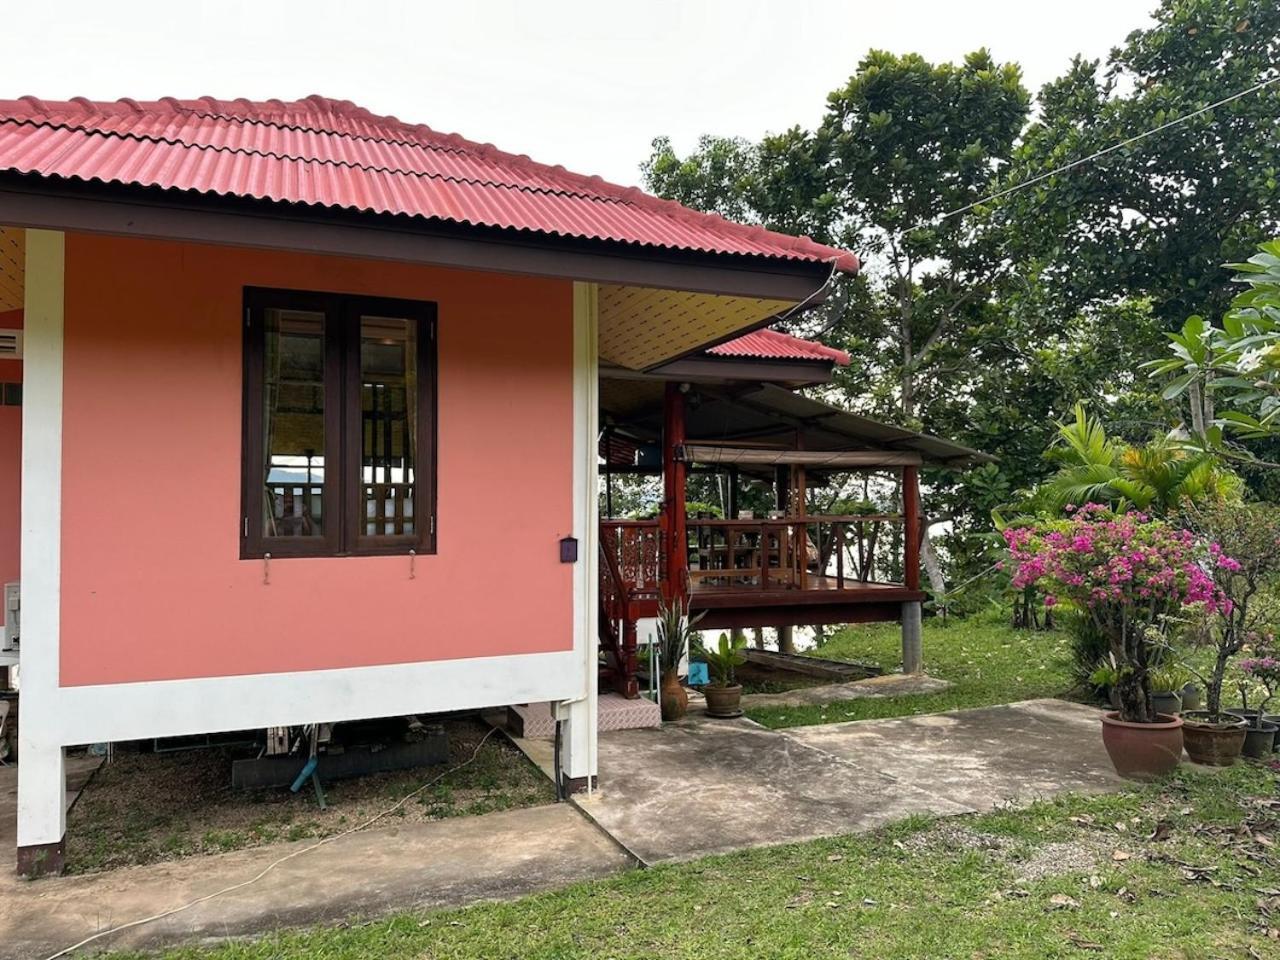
0,172,846,301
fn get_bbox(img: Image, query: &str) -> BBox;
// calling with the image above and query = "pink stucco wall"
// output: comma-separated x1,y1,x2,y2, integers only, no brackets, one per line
0,308,20,587
58,234,575,686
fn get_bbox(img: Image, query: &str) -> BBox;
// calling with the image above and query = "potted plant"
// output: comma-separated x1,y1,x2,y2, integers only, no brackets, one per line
1006,506,1204,780
1236,655,1279,758
1177,502,1280,765
655,595,704,722
696,632,748,718
1149,666,1189,716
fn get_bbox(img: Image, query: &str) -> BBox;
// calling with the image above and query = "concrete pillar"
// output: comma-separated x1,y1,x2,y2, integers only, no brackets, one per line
565,282,599,795
16,745,65,877
778,625,795,654
902,601,923,675
17,230,66,877
556,697,596,795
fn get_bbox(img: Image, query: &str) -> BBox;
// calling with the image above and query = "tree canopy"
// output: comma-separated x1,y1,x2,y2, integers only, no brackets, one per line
641,0,1280,584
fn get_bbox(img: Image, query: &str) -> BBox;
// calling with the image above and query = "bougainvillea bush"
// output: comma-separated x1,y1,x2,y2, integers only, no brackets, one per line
1004,504,1220,723
1180,501,1280,718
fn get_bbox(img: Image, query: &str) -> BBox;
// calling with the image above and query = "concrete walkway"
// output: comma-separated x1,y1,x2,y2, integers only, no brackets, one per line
575,699,1122,865
0,804,631,959
2,699,1123,956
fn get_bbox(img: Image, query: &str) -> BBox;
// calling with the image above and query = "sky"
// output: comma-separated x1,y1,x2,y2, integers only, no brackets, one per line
1,1,1157,187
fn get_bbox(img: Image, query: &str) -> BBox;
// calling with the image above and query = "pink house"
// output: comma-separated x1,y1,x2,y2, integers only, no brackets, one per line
0,96,872,875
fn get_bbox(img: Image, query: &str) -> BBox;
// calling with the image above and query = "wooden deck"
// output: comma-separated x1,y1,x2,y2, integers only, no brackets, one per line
688,577,924,630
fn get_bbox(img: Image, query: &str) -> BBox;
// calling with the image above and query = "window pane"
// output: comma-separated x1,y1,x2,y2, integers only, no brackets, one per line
361,315,417,537
263,309,326,538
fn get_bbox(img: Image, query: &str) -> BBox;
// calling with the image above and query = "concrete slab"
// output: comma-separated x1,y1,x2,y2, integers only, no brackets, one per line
579,716,974,865
784,699,1124,812
0,803,631,959
742,673,951,710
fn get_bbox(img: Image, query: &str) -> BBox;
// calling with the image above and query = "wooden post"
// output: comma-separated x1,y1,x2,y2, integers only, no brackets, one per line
663,383,688,601
726,465,739,520
903,465,921,592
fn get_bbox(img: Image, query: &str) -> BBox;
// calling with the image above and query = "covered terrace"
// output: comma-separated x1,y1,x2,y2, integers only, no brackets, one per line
598,375,992,697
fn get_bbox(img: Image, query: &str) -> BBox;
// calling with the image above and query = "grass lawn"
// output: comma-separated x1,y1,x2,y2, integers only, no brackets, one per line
114,762,1280,960
67,719,554,874
746,612,1077,728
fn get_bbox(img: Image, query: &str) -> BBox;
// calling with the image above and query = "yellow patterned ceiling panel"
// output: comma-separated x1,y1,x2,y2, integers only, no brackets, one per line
598,284,792,370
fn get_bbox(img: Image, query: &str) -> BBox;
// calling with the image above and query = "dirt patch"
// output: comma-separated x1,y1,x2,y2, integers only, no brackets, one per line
65,718,554,874
897,821,1113,882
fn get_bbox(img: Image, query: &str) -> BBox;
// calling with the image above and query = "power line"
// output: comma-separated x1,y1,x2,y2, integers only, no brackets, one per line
932,72,1280,226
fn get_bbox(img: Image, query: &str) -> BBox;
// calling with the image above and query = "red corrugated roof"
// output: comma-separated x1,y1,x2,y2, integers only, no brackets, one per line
0,96,859,273
709,328,850,365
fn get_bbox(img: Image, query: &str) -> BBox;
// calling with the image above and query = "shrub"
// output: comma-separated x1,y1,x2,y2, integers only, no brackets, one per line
1004,504,1219,723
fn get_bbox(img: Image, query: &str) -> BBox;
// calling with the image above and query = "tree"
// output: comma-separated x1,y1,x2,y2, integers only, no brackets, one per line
999,0,1280,335
1148,240,1280,441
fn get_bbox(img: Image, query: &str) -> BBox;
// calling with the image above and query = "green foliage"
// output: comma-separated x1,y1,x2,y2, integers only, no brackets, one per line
1018,404,1241,517
643,1,1280,589
1147,240,1280,442
656,596,705,676
695,632,748,688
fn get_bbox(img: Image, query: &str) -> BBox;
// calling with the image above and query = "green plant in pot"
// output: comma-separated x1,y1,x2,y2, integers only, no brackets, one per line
1149,665,1190,717
655,595,705,722
696,632,747,718
1176,502,1280,765
1005,506,1206,780
1235,654,1279,758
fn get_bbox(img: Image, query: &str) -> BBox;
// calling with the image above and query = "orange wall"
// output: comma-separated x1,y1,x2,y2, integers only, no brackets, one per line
0,308,20,586
58,234,575,686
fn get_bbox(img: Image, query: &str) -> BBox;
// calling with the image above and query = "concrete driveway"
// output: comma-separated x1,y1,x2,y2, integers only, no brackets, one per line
575,699,1122,865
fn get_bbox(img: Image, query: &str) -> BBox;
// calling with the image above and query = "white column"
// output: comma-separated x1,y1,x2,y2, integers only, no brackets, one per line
17,230,67,868
902,600,923,675
561,281,599,788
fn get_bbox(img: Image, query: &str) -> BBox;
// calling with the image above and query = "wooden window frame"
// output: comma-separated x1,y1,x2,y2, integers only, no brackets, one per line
241,287,437,559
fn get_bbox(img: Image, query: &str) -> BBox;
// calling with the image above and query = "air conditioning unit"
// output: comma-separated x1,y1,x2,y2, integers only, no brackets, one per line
3,582,18,653
0,330,21,360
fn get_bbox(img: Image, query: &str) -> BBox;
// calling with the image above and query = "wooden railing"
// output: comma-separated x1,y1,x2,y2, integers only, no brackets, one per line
686,514,905,591
598,524,655,699
599,520,663,597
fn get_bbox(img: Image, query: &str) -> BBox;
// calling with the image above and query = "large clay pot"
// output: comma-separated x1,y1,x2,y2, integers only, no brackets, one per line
660,671,688,722
1100,712,1183,781
1181,711,1247,766
1150,691,1183,716
704,683,744,719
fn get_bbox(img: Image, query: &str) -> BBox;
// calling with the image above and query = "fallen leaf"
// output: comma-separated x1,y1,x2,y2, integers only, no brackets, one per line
1049,894,1080,910
1088,875,1102,889
1114,821,1128,833
1112,850,1132,862
827,854,845,862
1149,821,1173,842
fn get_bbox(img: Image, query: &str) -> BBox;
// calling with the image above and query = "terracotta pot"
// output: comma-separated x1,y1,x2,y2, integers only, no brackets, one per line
1181,711,1247,766
704,683,743,719
1242,720,1278,759
659,671,688,722
1100,711,1183,781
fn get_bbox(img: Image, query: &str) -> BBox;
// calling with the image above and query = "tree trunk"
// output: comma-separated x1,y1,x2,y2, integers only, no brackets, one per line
920,529,946,598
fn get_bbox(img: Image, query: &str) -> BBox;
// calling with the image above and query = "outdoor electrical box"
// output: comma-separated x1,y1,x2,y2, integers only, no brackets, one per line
559,537,578,563
3,582,18,653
